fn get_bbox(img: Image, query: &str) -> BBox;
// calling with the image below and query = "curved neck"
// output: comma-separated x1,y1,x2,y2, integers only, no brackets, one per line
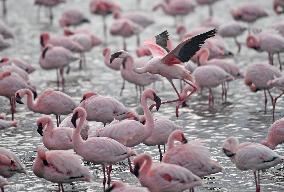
104,50,111,67
44,118,54,136
167,134,179,150
24,89,37,112
139,155,152,176
141,94,154,139
122,56,134,70
72,113,85,147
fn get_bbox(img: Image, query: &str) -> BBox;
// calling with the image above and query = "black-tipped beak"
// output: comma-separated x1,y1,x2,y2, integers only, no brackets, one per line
42,159,49,166
71,112,78,128
182,136,188,144
37,123,43,136
80,96,86,103
15,93,24,104
133,163,140,177
105,185,114,192
222,148,235,158
153,93,161,111
82,18,90,23
110,51,123,64
32,90,37,99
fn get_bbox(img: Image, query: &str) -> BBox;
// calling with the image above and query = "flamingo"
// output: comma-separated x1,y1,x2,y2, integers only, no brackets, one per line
246,31,284,69
59,9,90,27
106,180,149,192
218,21,247,53
79,91,134,125
0,71,36,120
163,130,222,178
133,153,202,192
110,18,142,50
0,57,30,81
0,21,13,39
36,116,73,150
261,117,284,149
39,44,79,88
193,65,234,107
0,176,8,192
0,147,26,178
11,58,36,74
34,0,65,24
110,50,161,96
71,107,136,190
195,0,221,17
59,114,89,140
95,88,161,147
136,46,152,57
33,146,91,192
244,63,282,116
103,47,121,71
15,88,76,126
222,137,284,192
133,29,217,108
89,0,121,42
273,0,284,14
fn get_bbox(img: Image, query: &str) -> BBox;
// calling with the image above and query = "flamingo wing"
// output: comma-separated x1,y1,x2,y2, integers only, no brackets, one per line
144,40,167,58
161,29,217,65
155,30,170,52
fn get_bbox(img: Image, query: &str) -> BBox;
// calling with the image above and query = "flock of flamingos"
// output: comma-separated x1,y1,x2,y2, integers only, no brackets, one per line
1,0,284,191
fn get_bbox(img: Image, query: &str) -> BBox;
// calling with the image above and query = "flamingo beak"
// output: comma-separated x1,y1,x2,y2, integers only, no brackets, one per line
222,148,235,158
32,90,37,99
80,96,86,103
153,93,161,111
15,93,24,104
37,123,43,136
71,112,79,128
42,159,49,166
105,185,114,192
133,163,140,177
182,135,188,144
110,51,123,64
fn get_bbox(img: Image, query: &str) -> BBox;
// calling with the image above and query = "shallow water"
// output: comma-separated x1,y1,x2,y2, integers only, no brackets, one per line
1,0,284,191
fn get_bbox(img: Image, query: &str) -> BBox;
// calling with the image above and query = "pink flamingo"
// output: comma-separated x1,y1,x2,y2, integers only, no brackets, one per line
15,88,76,126
39,44,79,88
71,107,136,190
218,21,247,53
196,0,221,17
153,0,195,26
133,153,202,192
193,65,234,107
231,4,268,31
110,50,161,96
95,89,161,147
222,137,284,192
33,146,91,192
11,58,36,74
267,76,284,120
246,31,284,69
34,0,65,24
0,119,17,130
0,57,29,81
110,18,142,50
163,130,222,177
136,46,152,57
134,29,217,106
0,147,26,178
244,63,282,115
36,116,73,150
200,17,221,28
89,0,121,42
59,113,89,140
106,180,149,192
59,9,90,27
0,71,36,120
261,116,284,149
0,21,13,39
79,91,134,125
0,176,8,192
273,0,284,14
103,47,121,71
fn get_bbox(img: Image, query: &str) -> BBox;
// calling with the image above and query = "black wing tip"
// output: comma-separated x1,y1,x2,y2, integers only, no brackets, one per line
156,30,169,40
204,28,217,37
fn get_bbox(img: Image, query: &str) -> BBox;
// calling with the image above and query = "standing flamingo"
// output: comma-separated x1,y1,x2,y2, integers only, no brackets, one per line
133,29,217,108
261,116,284,149
106,180,149,192
11,58,36,74
59,9,90,27
36,116,73,150
15,88,76,126
133,153,202,192
222,137,284,192
33,146,91,192
163,130,222,177
0,147,26,178
71,107,136,190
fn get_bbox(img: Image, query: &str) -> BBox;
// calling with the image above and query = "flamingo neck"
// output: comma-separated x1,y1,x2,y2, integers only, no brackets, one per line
25,89,37,112
122,56,134,70
167,133,181,150
198,49,209,66
104,50,111,67
141,94,154,139
44,118,54,137
73,114,85,148
139,155,152,176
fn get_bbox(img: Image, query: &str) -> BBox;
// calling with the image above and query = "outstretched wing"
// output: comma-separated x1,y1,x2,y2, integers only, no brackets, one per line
155,30,170,52
162,29,217,65
144,40,168,57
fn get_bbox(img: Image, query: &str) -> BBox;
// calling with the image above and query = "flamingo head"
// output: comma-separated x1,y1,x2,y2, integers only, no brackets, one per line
231,9,242,21
81,91,97,102
222,137,239,158
110,50,129,64
40,32,50,48
0,57,9,65
274,0,284,14
0,71,11,80
36,116,51,136
112,10,121,19
71,107,87,128
170,130,188,144
63,28,74,36
133,154,151,177
36,146,49,166
143,89,161,111
246,35,261,51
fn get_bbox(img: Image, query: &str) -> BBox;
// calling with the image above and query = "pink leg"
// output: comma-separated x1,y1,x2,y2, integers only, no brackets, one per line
234,37,241,53
79,53,83,70
60,68,65,90
257,170,261,192
58,183,61,192
56,69,60,89
120,79,125,96
167,78,181,100
1,186,4,192
208,88,214,107
277,53,282,71
268,53,274,65
2,0,7,17
10,97,16,120
221,83,225,102
48,7,53,25
102,165,106,191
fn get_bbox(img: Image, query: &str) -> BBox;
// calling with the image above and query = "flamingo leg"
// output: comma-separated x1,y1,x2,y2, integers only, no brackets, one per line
277,53,282,71
257,170,261,192
1,186,4,192
48,7,53,25
102,16,107,44
60,68,65,89
61,184,65,192
254,171,258,192
158,145,163,161
268,53,274,65
37,5,41,22
2,0,7,17
123,38,127,51
264,90,267,114
208,88,214,107
167,78,181,100
56,69,60,89
79,53,83,70
209,4,213,17
120,79,125,96
128,158,133,173
102,165,106,191
225,82,229,101
234,37,241,53
107,165,112,186
163,144,166,153
58,183,61,192
221,83,225,102
136,34,140,47
56,115,60,127
10,97,15,120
